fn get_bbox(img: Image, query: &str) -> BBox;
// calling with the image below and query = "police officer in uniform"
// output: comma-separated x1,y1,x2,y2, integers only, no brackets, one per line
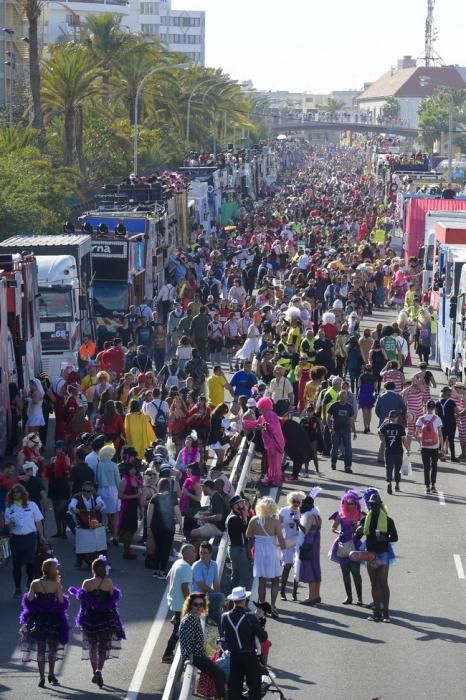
222,586,267,699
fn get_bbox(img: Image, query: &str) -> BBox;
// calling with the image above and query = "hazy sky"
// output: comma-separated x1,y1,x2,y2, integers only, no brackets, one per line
173,0,466,92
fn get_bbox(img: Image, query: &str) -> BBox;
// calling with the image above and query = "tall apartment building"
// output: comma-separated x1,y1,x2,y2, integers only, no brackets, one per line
0,0,30,114
44,0,205,64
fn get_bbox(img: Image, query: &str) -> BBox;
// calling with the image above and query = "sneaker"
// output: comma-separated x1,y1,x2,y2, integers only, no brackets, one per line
344,469,353,474
13,588,21,599
425,486,431,494
331,464,336,470
287,475,298,482
152,570,161,578
382,613,390,623
395,483,400,492
367,612,382,622
162,654,174,664
387,483,392,495
430,485,437,494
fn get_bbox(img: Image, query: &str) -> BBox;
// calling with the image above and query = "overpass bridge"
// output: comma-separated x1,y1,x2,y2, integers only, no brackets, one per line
268,117,418,138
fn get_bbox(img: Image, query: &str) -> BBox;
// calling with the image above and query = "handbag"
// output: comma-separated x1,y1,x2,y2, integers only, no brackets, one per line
299,543,313,561
337,540,353,558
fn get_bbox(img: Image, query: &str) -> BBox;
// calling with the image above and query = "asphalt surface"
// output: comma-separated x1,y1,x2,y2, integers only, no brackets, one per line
259,308,466,700
2,307,466,700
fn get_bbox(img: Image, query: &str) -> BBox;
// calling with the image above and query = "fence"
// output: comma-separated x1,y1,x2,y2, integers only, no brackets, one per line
162,437,255,700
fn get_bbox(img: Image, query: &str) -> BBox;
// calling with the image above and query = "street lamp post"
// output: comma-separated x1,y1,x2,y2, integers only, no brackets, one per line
186,77,223,146
133,61,188,174
447,89,454,182
200,81,235,155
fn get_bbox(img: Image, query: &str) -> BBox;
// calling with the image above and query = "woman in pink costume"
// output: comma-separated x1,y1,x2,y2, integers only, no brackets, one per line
243,397,285,486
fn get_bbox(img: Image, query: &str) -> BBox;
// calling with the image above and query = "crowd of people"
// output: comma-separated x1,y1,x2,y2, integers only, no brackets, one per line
0,142,461,697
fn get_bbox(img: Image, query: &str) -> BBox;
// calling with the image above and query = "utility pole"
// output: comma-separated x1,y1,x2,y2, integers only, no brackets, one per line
447,89,453,182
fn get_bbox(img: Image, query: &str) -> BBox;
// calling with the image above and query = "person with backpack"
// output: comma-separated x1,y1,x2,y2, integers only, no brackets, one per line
157,357,186,395
142,388,169,440
415,399,444,494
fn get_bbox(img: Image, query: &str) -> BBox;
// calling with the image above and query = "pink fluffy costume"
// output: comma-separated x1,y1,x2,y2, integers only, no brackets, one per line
243,397,285,486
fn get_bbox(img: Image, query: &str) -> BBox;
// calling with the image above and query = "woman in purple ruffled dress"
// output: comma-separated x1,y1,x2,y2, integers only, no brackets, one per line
19,558,69,688
69,556,126,688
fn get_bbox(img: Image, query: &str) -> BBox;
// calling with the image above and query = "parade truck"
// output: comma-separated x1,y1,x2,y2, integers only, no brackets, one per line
0,253,42,454
435,243,466,373
420,211,466,292
0,235,93,378
78,211,156,346
401,195,466,260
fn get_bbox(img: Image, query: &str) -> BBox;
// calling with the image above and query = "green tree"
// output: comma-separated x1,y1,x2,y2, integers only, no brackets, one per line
418,88,466,150
82,13,129,101
382,97,400,120
0,146,78,237
325,97,346,116
19,0,46,135
41,45,102,167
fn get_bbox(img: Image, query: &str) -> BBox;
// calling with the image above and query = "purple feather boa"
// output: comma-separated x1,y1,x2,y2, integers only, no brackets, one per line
20,593,70,646
68,586,126,640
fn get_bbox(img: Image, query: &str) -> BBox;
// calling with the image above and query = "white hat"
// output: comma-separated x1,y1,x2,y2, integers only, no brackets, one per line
227,586,252,601
246,398,256,408
23,461,38,476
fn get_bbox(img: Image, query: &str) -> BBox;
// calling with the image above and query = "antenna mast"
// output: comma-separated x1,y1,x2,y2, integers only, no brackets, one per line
420,0,443,66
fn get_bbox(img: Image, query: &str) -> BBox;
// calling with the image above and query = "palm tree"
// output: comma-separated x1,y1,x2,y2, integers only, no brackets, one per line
82,13,129,102
41,45,102,167
19,0,46,134
111,37,169,122
325,97,346,117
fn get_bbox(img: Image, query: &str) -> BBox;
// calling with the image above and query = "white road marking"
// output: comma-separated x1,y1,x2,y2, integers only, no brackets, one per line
437,491,446,506
454,554,465,580
125,592,169,700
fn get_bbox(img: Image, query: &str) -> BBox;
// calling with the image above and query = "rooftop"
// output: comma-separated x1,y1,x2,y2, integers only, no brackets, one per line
357,65,466,102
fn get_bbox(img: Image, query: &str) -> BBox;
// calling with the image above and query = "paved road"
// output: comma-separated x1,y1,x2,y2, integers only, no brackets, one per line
2,307,466,699
260,308,466,700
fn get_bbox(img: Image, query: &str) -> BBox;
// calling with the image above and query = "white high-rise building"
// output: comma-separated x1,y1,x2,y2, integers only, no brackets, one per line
44,0,205,65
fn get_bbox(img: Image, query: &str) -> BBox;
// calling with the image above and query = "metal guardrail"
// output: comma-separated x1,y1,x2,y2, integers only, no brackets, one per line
162,437,255,700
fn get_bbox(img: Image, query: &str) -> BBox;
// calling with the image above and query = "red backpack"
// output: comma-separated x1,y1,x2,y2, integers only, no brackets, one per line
420,417,437,447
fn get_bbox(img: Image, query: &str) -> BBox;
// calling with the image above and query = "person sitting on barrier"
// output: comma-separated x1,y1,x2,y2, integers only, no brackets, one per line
178,592,227,699
191,541,225,636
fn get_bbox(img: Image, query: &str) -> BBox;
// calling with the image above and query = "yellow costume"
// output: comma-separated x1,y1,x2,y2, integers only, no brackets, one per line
124,412,155,459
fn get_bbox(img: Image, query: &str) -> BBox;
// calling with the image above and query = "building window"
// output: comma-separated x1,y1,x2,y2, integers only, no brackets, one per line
160,15,167,24
140,2,159,14
141,23,159,34
66,13,79,26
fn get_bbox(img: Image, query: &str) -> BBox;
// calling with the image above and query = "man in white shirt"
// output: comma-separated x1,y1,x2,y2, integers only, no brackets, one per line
297,249,310,272
84,436,105,473
4,486,45,596
156,283,176,325
142,388,169,432
268,366,294,413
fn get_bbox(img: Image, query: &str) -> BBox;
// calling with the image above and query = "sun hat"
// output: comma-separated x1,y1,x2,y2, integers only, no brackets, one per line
227,586,252,601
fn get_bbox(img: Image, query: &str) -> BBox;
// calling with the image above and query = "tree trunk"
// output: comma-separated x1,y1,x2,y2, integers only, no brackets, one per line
75,105,86,176
64,107,74,166
26,4,45,137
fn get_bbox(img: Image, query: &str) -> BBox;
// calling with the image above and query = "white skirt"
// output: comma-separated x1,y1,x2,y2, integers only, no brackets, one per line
235,336,261,360
253,535,281,579
98,486,120,514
